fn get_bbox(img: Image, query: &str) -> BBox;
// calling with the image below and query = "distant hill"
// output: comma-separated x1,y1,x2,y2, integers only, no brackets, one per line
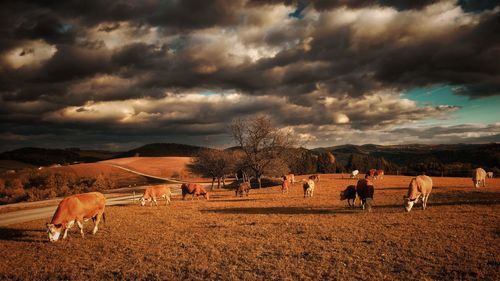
2,142,498,177
114,143,208,158
0,147,119,167
315,143,500,177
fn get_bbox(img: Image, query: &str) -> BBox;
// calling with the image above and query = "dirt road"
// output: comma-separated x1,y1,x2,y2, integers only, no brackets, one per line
0,194,138,226
0,188,182,226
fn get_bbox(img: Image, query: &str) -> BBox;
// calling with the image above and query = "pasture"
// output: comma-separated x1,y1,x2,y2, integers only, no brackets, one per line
0,174,499,280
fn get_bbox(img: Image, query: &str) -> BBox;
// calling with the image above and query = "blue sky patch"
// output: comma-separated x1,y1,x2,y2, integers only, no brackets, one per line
404,85,500,125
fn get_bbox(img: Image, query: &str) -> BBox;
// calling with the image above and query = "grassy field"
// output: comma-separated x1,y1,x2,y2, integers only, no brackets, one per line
0,174,499,280
100,157,192,178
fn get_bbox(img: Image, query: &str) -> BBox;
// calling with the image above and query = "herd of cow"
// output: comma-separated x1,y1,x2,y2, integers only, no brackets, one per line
46,167,492,242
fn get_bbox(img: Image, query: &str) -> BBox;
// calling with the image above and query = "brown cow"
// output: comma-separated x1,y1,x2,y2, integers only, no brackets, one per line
356,178,374,211
236,181,251,197
181,183,209,200
46,192,106,242
404,175,432,212
141,185,171,206
472,168,487,188
340,185,357,207
375,169,384,179
366,169,376,179
281,178,290,193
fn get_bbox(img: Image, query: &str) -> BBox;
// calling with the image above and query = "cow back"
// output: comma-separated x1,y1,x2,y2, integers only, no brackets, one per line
473,168,486,180
356,179,374,199
182,183,199,194
416,175,432,195
144,185,170,198
341,185,356,200
51,192,106,225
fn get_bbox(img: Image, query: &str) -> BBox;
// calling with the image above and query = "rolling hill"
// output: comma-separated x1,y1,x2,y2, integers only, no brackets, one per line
113,143,209,158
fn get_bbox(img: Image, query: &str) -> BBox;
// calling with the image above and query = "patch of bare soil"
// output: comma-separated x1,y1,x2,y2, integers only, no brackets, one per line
0,175,499,280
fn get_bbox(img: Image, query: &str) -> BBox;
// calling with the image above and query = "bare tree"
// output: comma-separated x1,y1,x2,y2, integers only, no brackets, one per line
188,149,236,190
229,115,295,188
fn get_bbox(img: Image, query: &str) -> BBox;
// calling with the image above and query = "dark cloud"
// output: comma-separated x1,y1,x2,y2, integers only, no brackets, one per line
0,0,499,150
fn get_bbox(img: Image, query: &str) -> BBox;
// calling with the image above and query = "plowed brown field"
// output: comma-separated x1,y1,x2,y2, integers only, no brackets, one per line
1,174,499,280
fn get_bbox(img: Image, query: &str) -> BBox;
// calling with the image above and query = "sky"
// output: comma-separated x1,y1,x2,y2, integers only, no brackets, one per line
0,0,499,152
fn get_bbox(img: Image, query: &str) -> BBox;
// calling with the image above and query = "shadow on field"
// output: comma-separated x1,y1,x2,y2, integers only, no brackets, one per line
202,207,343,215
212,199,260,203
376,187,409,191
0,227,43,243
375,191,500,209
430,191,500,206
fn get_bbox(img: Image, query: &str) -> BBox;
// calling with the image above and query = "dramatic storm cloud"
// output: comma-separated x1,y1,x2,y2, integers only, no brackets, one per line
0,0,499,151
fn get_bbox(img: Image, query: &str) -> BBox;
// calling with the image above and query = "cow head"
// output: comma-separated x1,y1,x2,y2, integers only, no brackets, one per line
340,191,346,200
473,179,480,188
403,195,416,212
46,223,63,242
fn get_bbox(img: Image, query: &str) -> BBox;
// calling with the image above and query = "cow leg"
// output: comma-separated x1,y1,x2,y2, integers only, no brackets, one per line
153,198,158,206
76,220,84,238
92,213,102,235
422,195,429,210
63,220,75,239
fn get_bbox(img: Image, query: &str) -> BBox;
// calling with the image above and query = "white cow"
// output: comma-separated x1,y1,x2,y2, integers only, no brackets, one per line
403,175,433,212
472,168,487,188
487,172,494,179
303,179,315,198
351,170,359,179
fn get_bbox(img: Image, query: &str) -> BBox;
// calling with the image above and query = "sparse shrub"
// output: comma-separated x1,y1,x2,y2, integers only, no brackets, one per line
92,173,116,190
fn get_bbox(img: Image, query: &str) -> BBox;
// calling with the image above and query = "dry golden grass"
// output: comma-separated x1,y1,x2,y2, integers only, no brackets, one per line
52,163,149,187
100,157,192,178
0,174,499,280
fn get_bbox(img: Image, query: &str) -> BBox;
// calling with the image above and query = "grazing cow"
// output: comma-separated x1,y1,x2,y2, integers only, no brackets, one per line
366,169,376,179
351,170,359,179
309,174,320,182
281,178,290,193
472,168,487,188
140,185,171,206
356,179,374,211
303,179,315,198
46,192,106,242
236,181,251,197
284,174,295,184
487,172,494,179
375,169,384,179
181,183,210,200
340,185,357,207
403,175,433,212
